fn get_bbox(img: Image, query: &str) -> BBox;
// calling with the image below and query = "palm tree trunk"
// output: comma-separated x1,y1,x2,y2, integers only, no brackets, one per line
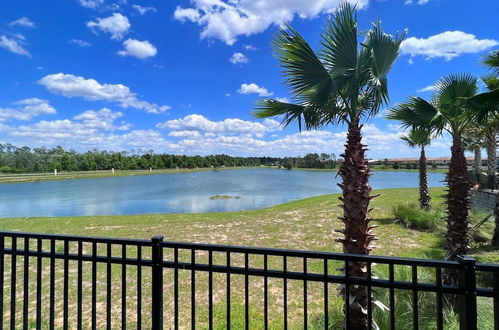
492,195,499,247
445,135,471,284
473,147,481,176
486,131,496,189
336,122,375,330
419,146,430,209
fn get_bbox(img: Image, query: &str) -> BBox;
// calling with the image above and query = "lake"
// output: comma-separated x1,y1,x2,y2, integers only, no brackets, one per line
0,169,446,218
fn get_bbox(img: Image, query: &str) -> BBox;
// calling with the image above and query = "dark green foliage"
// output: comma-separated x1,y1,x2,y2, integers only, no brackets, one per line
391,203,444,230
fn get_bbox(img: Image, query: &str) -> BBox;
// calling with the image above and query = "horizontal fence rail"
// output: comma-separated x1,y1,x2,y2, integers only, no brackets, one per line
0,231,497,329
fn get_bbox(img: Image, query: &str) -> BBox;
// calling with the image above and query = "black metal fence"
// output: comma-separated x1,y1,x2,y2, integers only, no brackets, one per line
0,231,497,329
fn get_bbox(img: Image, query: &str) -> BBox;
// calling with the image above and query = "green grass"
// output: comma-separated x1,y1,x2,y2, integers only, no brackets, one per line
391,202,446,230
0,187,496,328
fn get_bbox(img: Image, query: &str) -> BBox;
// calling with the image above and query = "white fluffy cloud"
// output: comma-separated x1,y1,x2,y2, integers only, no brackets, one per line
401,31,498,61
86,13,131,40
405,0,429,4
117,39,157,59
0,35,30,57
73,108,131,131
9,17,35,28
174,0,368,45
68,39,92,47
78,0,105,9
237,83,273,97
38,73,170,114
0,98,56,122
230,52,248,64
417,84,437,93
132,4,157,15
157,114,281,136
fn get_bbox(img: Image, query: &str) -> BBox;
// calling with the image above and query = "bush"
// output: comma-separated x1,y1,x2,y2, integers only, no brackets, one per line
391,203,444,230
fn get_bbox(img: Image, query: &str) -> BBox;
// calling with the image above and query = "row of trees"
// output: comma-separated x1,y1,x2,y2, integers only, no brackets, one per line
254,3,498,327
0,144,336,173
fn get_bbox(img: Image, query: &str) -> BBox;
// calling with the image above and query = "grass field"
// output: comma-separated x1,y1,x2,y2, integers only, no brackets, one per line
0,187,496,328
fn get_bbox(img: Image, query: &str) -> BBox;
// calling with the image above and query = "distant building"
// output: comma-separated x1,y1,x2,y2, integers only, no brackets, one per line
368,157,486,168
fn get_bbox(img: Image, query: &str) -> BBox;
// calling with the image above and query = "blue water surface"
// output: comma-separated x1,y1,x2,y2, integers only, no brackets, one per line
0,169,445,218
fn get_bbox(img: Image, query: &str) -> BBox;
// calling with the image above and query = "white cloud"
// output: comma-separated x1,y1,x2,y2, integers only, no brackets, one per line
132,4,157,15
0,35,30,57
0,98,56,122
86,13,131,40
229,52,248,64
73,108,131,131
168,130,202,138
9,17,35,28
237,83,272,97
401,31,498,61
157,114,281,136
416,84,437,93
78,0,105,9
39,73,170,114
68,39,92,47
117,39,157,59
405,0,430,4
244,44,257,51
173,0,368,45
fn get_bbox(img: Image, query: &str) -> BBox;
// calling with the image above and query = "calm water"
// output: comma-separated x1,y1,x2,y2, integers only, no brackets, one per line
0,169,446,218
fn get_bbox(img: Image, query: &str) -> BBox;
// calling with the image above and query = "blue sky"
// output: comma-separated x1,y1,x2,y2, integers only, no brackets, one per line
0,0,498,158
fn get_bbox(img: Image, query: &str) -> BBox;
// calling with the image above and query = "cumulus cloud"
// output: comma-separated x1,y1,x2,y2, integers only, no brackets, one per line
173,0,368,45
86,13,131,40
78,0,105,9
157,114,281,136
401,31,498,61
229,52,248,64
237,83,272,97
9,17,35,28
38,73,170,114
68,39,92,47
132,4,157,15
0,98,56,122
0,35,30,57
73,108,131,131
117,39,157,59
405,0,430,4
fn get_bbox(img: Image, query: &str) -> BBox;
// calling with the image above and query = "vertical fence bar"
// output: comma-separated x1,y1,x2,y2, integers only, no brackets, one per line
324,258,328,330
137,245,142,330
22,237,29,330
457,256,477,330
208,250,213,330
494,271,499,330
63,240,69,330
10,236,17,330
264,254,268,330
49,239,55,330
191,249,196,329
227,252,231,329
412,265,418,330
77,241,83,330
283,256,288,330
174,248,179,330
0,235,3,330
151,236,164,330
106,243,112,330
344,260,350,330
92,242,97,330
367,262,372,330
122,244,127,330
244,253,249,330
303,257,307,329
436,267,443,330
389,263,395,330
36,239,42,330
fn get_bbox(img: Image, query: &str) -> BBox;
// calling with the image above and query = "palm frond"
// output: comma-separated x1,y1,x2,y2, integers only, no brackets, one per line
272,26,334,107
401,128,432,148
435,73,478,107
386,97,441,131
484,50,499,74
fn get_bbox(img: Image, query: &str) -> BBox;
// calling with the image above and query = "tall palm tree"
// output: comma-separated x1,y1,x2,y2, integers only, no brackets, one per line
254,3,405,328
462,131,484,177
388,74,499,282
401,129,432,209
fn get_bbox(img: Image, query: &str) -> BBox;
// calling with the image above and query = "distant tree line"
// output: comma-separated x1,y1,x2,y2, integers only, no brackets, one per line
0,144,338,173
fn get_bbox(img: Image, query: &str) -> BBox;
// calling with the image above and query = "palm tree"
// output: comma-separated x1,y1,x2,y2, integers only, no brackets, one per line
401,129,432,209
254,3,405,328
388,74,498,280
462,132,483,177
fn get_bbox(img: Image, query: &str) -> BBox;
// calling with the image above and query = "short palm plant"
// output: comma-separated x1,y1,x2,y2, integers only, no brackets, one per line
401,129,432,209
387,74,497,281
254,3,405,328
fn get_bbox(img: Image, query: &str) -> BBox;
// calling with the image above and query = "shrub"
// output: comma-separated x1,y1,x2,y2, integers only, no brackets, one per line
391,203,444,230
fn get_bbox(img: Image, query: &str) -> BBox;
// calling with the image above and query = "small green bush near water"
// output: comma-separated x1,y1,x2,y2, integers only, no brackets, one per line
391,203,444,230
209,195,241,200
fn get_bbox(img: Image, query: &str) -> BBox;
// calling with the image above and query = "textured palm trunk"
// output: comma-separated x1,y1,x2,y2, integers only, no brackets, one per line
486,131,496,189
473,147,481,176
419,146,430,209
336,122,375,330
493,196,499,247
444,135,471,284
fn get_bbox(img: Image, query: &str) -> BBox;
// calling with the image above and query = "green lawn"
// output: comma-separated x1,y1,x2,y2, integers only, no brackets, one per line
0,187,496,329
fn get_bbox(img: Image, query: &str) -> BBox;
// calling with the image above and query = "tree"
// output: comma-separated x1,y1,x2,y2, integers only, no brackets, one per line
401,128,432,209
254,4,405,328
387,74,498,280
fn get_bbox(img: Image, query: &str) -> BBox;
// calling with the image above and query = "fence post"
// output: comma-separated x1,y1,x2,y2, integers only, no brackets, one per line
457,255,477,330
151,235,164,330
